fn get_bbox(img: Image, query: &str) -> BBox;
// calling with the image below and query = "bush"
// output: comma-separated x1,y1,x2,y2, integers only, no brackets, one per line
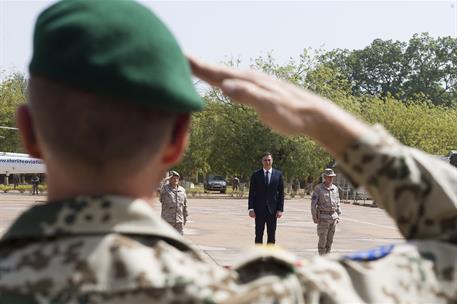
16,185,31,193
0,185,13,193
38,184,47,194
188,189,197,197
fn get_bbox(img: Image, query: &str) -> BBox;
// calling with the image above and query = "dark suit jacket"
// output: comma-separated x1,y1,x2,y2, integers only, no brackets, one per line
248,168,284,214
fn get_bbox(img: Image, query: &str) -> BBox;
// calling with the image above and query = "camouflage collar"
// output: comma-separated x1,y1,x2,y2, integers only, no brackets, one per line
322,183,337,191
1,195,183,244
164,184,185,192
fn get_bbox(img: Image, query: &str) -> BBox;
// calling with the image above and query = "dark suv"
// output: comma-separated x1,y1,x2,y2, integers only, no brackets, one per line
204,175,227,193
449,150,457,167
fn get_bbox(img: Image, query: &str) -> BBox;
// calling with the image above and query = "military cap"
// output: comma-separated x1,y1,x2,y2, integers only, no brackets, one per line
170,170,180,178
323,168,336,177
29,0,203,112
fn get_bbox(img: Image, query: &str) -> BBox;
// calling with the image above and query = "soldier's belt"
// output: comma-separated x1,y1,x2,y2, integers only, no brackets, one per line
319,210,335,214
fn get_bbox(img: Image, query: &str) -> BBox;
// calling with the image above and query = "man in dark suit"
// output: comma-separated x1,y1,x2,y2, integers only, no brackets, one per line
248,152,285,244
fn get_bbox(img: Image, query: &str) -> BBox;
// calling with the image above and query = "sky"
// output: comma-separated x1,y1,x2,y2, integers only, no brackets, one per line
1,0,456,76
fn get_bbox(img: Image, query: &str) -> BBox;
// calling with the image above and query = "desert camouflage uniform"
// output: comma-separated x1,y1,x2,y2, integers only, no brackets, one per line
311,183,341,255
0,125,456,303
160,183,188,234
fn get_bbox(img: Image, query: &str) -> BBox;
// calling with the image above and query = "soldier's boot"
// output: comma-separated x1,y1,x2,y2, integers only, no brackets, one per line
318,248,326,255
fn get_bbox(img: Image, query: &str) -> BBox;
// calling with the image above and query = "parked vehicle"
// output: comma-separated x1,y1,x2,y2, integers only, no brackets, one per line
204,175,227,193
449,150,457,167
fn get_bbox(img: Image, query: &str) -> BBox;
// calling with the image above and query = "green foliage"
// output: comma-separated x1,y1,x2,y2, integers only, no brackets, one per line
0,185,13,193
0,71,27,152
38,184,47,194
15,185,31,193
319,33,457,107
361,98,457,155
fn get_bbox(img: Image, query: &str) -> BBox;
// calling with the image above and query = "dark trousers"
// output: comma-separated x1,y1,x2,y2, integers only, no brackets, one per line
32,184,39,195
255,206,277,244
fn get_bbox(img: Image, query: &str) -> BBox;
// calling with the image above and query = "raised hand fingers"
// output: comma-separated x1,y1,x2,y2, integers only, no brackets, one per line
220,79,278,111
188,54,283,93
188,55,245,87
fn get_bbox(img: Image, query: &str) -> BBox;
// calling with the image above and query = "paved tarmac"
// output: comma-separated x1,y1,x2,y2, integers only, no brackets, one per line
0,193,403,266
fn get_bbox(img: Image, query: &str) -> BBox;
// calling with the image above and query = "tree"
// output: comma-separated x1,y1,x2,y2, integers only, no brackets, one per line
0,72,26,152
361,97,457,155
319,33,457,107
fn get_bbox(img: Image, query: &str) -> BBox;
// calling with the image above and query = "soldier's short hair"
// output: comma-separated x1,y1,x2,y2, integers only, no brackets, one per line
29,76,176,177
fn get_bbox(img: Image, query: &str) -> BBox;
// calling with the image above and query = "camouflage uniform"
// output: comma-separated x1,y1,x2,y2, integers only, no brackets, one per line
0,126,456,303
160,183,188,234
311,182,341,255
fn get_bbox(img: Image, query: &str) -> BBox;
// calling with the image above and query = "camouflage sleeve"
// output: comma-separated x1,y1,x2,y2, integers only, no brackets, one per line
183,193,188,224
159,188,165,203
311,187,319,221
338,125,457,241
336,188,341,216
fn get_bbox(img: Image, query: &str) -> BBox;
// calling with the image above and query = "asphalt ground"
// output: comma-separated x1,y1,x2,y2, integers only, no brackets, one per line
0,193,404,266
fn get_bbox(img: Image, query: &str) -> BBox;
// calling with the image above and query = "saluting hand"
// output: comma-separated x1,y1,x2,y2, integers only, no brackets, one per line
188,55,314,136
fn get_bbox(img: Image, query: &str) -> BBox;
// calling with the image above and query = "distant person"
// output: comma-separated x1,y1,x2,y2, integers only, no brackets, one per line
232,176,240,192
12,174,19,190
311,168,341,255
292,178,300,192
160,170,188,235
248,152,284,244
30,174,39,195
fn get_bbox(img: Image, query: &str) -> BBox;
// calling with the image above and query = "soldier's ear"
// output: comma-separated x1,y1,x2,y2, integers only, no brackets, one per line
161,114,191,167
16,104,43,159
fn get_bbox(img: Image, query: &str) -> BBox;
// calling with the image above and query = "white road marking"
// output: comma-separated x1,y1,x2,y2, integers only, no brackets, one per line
342,217,398,230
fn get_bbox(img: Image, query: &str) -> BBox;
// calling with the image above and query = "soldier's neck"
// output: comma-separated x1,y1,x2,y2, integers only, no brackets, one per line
324,181,332,188
44,160,166,204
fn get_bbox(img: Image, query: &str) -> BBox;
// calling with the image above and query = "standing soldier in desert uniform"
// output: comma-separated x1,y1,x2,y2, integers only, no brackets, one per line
311,168,341,255
160,170,188,234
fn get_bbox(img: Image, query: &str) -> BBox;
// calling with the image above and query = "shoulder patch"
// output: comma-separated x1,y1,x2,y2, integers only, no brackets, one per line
343,244,395,262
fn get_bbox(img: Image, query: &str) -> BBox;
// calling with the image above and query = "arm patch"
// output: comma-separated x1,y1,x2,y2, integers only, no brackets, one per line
343,244,395,262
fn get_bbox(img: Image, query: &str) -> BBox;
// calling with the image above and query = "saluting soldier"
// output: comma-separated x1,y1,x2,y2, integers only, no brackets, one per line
311,168,341,255
160,170,188,234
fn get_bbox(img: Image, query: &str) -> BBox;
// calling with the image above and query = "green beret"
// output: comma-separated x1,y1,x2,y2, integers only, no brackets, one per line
29,0,203,112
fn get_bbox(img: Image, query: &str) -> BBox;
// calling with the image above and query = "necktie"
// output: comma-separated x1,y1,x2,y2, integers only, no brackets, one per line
265,171,269,185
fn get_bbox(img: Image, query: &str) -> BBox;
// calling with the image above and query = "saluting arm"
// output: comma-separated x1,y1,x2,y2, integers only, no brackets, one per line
159,187,165,204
